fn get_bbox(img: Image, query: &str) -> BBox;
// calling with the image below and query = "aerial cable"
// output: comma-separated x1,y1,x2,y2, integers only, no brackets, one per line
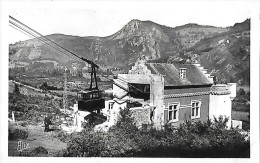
9,24,38,42
9,20,80,63
9,20,80,62
10,16,145,97
10,16,79,57
10,16,98,68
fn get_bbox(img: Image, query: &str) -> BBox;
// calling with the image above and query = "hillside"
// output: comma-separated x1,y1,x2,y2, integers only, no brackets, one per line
9,19,250,85
190,19,250,85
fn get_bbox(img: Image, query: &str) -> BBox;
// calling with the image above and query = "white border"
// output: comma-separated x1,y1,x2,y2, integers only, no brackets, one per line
0,0,259,163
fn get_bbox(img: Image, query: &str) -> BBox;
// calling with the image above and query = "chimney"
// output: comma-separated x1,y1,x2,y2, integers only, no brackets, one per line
179,68,187,79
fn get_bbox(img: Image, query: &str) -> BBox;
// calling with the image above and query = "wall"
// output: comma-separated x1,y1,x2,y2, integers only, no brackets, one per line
113,73,165,129
163,87,210,127
209,94,232,128
231,120,242,129
101,100,114,117
164,87,210,95
209,84,236,128
150,75,164,129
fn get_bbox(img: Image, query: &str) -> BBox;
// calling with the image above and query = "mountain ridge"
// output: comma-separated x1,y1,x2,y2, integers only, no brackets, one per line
9,18,250,85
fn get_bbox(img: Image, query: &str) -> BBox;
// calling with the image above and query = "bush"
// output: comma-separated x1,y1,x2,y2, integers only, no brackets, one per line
54,131,71,143
9,127,29,140
238,88,246,95
20,146,49,157
61,109,250,157
64,126,139,157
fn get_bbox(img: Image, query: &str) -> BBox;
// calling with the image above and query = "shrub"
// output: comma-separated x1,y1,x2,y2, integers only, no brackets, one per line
54,131,71,143
61,109,249,158
20,146,49,157
8,127,29,140
64,127,139,157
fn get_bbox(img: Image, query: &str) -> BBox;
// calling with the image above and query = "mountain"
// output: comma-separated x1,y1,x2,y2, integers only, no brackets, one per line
9,19,250,85
187,19,250,85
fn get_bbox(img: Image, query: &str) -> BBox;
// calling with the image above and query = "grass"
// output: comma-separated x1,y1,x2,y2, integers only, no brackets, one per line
8,124,67,156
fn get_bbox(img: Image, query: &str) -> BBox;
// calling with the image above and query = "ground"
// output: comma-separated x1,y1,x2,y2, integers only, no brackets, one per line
8,124,67,156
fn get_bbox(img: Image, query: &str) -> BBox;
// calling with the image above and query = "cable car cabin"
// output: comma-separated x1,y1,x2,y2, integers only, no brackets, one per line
77,90,105,112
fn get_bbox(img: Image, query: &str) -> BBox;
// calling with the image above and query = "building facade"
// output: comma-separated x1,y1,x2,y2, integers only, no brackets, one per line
96,58,236,131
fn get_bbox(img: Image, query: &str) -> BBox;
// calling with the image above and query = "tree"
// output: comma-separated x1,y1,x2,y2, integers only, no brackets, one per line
39,82,48,91
238,88,246,95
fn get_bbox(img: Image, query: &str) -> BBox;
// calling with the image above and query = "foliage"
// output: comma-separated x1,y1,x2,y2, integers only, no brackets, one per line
232,90,250,112
148,56,169,63
54,131,72,143
14,83,20,94
8,93,62,125
40,82,62,91
60,109,249,157
20,146,49,157
8,127,29,140
238,88,245,95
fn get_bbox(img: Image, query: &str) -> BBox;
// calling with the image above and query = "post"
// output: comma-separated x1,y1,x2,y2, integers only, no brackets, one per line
12,111,15,122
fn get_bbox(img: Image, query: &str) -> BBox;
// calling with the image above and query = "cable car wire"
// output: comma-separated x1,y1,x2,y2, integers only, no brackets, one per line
9,16,145,99
10,16,98,68
9,20,80,63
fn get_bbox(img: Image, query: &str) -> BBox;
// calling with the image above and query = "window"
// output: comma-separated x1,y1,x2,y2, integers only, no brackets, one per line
77,93,83,99
179,68,187,79
191,101,201,119
92,92,99,98
168,103,179,121
108,102,114,110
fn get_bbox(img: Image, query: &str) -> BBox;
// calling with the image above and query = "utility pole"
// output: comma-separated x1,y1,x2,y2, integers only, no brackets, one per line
63,67,68,114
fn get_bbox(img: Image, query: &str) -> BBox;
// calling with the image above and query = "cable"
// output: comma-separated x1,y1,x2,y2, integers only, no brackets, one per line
9,24,38,42
9,24,79,64
10,20,80,62
10,20,80,63
10,16,146,99
10,16,98,68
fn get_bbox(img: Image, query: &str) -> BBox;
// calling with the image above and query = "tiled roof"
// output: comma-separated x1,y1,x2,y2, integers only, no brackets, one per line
145,63,212,87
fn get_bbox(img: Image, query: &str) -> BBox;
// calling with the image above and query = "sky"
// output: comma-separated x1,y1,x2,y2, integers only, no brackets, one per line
3,0,253,44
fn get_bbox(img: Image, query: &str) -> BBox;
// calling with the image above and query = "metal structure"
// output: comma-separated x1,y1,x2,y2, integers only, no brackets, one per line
77,58,105,112
9,15,105,115
63,68,68,113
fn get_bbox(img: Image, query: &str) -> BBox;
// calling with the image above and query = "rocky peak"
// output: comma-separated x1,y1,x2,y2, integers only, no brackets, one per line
112,19,144,40
126,19,143,29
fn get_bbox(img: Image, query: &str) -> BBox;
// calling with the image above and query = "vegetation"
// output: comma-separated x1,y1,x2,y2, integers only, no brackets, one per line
40,82,63,91
232,88,250,112
9,93,62,125
19,146,49,157
8,127,29,140
60,108,249,157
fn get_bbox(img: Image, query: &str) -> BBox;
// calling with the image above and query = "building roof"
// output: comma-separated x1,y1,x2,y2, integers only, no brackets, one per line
145,63,212,87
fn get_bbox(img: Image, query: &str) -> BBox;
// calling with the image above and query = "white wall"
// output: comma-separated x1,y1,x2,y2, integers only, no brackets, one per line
102,100,114,116
209,94,232,128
